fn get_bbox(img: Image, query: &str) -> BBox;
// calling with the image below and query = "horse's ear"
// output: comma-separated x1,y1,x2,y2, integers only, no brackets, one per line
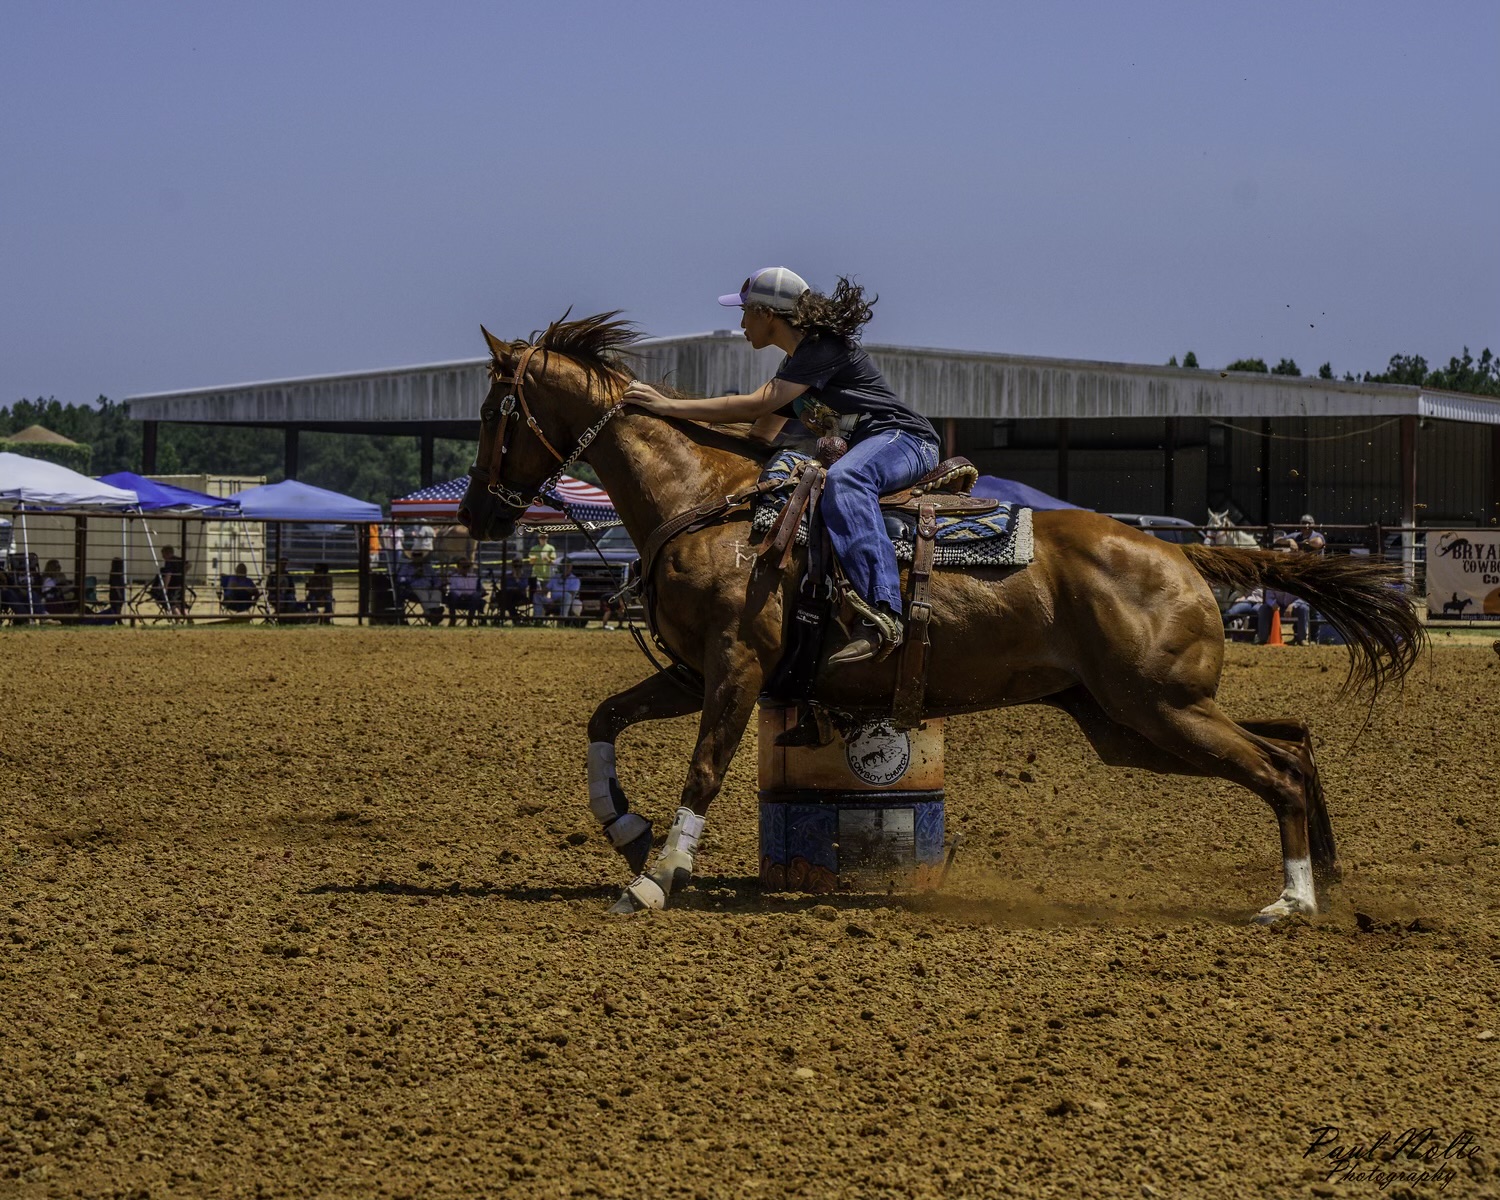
481,325,509,360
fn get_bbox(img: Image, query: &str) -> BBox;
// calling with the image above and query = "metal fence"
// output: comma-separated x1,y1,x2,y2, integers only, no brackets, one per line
0,510,638,627
0,509,1485,627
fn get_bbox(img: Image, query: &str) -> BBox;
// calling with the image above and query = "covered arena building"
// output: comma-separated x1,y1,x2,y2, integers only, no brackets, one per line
127,332,1500,536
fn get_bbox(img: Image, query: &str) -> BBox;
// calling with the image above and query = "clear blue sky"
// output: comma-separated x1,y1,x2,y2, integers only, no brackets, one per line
2,1,1496,407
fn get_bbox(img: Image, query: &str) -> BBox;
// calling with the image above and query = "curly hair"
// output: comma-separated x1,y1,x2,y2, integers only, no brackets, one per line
751,275,877,341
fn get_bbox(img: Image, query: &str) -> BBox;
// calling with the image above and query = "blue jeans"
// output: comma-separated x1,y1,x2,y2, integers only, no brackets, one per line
821,429,941,612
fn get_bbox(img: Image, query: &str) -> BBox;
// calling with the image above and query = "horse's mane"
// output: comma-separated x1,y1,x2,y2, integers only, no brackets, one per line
513,311,774,464
526,311,643,385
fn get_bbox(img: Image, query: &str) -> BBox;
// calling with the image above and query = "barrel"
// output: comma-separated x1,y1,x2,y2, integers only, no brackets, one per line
758,702,946,894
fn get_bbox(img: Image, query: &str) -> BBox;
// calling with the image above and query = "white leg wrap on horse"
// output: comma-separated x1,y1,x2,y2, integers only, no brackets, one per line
655,807,706,879
1283,855,1315,911
1257,854,1317,921
587,742,620,824
624,874,667,911
605,812,650,849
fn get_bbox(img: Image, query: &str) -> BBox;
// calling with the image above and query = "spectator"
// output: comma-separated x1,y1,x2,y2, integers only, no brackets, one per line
2,554,41,621
306,563,335,623
406,522,436,557
40,559,77,614
266,556,305,618
154,546,189,615
536,560,583,623
398,550,444,625
444,556,485,625
0,564,21,621
526,531,558,582
1257,572,1312,646
597,592,626,631
221,562,260,613
377,522,404,566
488,559,528,624
1275,514,1327,554
106,557,127,621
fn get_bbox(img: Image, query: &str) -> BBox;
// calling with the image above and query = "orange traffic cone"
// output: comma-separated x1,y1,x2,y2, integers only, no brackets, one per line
1267,608,1284,646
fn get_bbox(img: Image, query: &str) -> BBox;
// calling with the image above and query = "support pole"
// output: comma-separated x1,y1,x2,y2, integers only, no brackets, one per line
1490,426,1500,527
284,427,300,481
358,523,372,625
1259,418,1272,524
1399,414,1418,582
420,432,435,486
180,516,190,620
1163,417,1177,517
942,418,957,462
142,422,159,473
1056,418,1070,503
74,515,88,620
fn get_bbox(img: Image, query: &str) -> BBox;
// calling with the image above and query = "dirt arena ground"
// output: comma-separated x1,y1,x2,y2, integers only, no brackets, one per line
2,628,1497,1199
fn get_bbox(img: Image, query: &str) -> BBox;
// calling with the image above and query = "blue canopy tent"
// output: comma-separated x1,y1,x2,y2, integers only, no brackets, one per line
98,471,239,512
971,476,1088,511
227,481,383,609
228,479,382,523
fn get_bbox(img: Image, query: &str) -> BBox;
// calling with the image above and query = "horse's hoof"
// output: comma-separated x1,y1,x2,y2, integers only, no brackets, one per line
1253,897,1314,924
607,891,647,916
606,874,666,915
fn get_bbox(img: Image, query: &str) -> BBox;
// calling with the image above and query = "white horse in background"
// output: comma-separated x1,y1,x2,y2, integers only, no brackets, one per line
1206,509,1260,549
1205,510,1262,612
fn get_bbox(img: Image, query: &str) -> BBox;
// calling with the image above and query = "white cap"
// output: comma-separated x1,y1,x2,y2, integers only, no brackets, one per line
719,266,809,312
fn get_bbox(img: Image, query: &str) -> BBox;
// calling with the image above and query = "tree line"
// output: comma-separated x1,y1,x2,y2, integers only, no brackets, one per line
0,396,479,504
5,347,1494,503
1167,347,1499,395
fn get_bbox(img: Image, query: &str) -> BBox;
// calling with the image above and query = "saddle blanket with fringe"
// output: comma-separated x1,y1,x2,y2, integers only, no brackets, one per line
750,449,1035,569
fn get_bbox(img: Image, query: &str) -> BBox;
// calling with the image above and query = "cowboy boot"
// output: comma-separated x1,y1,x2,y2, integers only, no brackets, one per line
827,594,903,666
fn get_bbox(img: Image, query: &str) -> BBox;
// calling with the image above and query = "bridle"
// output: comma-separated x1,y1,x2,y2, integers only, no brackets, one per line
467,341,623,510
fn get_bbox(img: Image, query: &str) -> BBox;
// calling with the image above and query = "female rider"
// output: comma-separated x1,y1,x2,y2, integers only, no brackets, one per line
623,267,941,665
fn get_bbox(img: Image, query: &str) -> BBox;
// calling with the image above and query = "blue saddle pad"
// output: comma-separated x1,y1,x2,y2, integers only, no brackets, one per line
750,449,1034,569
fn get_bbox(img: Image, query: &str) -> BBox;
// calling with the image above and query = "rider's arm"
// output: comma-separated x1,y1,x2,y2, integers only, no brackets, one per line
622,377,807,422
749,414,787,444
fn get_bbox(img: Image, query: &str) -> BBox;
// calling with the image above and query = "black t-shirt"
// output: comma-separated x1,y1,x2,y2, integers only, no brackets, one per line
773,333,938,444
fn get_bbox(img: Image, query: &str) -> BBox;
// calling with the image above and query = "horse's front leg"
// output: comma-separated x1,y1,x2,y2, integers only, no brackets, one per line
586,672,704,874
610,642,762,914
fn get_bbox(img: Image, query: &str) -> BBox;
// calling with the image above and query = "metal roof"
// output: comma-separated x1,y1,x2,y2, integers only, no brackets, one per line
125,332,1500,427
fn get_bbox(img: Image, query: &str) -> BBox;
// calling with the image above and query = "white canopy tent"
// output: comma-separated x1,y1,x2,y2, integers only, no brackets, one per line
0,452,139,618
0,452,138,507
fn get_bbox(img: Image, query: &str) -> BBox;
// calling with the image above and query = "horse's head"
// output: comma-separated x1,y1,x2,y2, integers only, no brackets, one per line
458,314,639,541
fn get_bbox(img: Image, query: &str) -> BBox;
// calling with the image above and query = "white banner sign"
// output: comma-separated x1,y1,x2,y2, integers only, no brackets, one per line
1426,530,1500,620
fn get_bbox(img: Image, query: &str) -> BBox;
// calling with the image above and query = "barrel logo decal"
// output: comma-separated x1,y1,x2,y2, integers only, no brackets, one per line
845,720,911,786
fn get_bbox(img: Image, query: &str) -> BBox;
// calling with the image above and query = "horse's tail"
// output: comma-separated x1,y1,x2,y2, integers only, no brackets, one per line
1180,544,1426,697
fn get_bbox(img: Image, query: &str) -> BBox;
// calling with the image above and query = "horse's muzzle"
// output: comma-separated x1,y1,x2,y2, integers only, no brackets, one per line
457,480,518,543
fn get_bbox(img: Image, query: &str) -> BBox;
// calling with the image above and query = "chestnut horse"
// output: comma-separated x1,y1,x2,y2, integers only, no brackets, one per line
459,315,1423,920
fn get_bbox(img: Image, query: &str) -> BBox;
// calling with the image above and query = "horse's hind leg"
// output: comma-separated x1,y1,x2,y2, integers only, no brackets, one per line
1051,688,1326,919
1238,718,1339,888
586,672,704,874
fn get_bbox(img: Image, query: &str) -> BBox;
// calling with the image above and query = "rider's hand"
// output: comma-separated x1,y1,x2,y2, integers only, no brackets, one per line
623,381,668,412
